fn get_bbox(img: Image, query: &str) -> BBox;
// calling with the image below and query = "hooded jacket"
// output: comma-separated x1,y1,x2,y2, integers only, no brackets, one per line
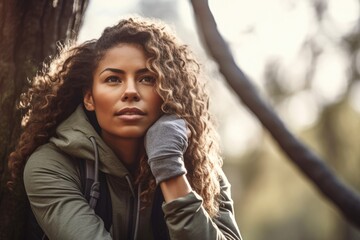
24,105,242,240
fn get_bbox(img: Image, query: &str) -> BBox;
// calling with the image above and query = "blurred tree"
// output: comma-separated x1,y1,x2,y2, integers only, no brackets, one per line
0,0,88,239
262,0,360,238
190,0,360,230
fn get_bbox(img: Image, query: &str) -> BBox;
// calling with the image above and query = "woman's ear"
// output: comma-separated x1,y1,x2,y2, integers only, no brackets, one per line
83,91,95,111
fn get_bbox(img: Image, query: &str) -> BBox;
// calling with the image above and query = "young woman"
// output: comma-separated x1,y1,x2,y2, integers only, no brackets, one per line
8,16,242,240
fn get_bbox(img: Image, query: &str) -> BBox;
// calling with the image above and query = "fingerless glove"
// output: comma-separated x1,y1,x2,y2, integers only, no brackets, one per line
145,114,188,184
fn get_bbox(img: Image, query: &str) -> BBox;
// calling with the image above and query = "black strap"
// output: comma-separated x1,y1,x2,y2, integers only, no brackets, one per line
94,169,112,231
78,158,112,231
78,158,91,199
25,202,48,240
151,186,170,240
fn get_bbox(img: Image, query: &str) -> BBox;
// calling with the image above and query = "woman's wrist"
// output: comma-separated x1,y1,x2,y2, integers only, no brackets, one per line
159,174,192,202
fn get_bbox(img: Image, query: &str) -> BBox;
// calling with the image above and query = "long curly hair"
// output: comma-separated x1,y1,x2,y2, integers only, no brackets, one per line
8,16,223,217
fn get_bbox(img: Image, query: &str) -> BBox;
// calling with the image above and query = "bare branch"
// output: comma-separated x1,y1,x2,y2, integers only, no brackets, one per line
190,0,360,228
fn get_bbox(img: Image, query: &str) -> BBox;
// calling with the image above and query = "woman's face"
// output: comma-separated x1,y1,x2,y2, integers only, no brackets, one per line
84,43,163,141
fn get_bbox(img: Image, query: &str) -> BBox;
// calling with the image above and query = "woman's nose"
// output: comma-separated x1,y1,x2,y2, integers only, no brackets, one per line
121,80,140,101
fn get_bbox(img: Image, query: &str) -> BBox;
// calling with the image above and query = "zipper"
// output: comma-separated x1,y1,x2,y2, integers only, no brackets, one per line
128,195,135,240
134,183,141,239
125,175,140,240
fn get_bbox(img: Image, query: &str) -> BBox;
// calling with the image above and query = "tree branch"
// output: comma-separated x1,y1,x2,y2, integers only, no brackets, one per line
190,0,360,228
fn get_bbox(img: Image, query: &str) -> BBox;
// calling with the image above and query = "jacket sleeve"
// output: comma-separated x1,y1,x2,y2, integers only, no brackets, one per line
162,170,242,240
23,145,112,240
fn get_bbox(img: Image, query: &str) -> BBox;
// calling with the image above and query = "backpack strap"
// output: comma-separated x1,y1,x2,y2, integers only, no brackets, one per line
79,158,97,206
77,158,112,231
88,137,100,209
79,137,112,231
151,186,170,240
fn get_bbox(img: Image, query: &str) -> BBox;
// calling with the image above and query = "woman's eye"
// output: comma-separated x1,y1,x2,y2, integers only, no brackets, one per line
139,76,156,85
105,76,121,83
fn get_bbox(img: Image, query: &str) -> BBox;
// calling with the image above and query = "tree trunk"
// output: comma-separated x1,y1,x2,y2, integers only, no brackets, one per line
0,0,88,238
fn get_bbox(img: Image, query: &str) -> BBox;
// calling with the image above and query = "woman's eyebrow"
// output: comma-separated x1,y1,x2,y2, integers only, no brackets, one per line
99,68,124,75
136,68,151,74
99,68,150,76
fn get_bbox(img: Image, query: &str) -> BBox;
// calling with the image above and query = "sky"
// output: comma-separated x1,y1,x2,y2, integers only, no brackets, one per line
78,0,360,158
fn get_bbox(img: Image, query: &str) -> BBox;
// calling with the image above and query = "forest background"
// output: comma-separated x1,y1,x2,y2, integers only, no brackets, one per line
1,0,360,239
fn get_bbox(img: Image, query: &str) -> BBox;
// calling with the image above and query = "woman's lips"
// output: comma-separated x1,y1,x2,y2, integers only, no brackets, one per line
115,107,145,120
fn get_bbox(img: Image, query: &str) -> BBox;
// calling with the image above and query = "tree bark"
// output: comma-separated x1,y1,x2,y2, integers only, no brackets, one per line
0,0,88,238
190,0,360,228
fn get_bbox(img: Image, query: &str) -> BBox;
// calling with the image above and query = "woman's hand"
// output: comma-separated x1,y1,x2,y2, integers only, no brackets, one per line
145,114,188,184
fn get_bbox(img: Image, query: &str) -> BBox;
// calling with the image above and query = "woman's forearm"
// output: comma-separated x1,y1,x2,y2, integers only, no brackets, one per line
160,174,192,202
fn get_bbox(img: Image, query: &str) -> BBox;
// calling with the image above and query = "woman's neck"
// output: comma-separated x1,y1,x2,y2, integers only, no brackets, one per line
101,134,143,172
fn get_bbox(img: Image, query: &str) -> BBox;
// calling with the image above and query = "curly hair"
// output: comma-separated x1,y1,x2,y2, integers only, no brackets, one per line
8,16,223,217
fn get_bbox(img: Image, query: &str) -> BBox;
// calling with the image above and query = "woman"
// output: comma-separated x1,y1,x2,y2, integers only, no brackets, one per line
8,16,242,239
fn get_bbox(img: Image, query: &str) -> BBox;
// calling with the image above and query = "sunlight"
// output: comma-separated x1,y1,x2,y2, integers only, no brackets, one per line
79,0,359,156
283,90,320,129
328,0,359,35
311,48,349,105
78,0,140,42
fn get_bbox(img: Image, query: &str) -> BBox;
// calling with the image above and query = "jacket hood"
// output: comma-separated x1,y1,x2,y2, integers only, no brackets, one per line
50,104,130,178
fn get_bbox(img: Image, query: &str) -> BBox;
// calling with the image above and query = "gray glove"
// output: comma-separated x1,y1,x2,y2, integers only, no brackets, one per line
145,114,188,184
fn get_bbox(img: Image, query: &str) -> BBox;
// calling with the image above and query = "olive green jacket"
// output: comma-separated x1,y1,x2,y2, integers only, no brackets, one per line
24,105,242,240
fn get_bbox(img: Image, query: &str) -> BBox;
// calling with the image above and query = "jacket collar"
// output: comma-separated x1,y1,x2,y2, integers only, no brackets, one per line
50,104,130,178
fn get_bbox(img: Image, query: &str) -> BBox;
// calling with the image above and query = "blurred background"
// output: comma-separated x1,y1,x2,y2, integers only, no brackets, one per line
79,0,360,240
80,0,360,239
